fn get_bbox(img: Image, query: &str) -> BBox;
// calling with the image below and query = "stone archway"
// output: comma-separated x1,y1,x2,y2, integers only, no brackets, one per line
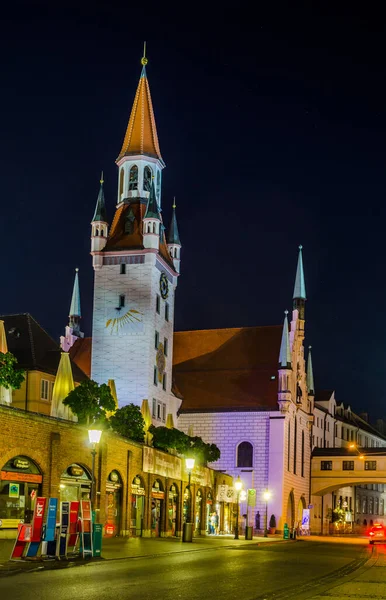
287,491,295,528
297,496,306,526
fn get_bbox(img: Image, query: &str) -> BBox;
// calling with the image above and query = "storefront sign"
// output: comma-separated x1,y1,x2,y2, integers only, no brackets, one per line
1,471,42,484
131,486,145,496
151,491,165,499
13,458,30,470
190,465,212,487
217,485,228,502
105,524,115,536
68,465,84,477
9,483,20,498
143,447,182,480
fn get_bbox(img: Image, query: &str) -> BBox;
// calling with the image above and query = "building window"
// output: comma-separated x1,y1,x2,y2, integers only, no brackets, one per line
236,441,253,468
162,403,166,422
321,461,332,471
119,294,125,308
156,295,160,314
143,166,152,192
327,422,330,432
120,264,126,274
365,461,377,470
164,337,168,356
165,303,169,322
287,423,291,472
162,373,167,391
301,430,305,477
369,497,374,514
343,461,354,471
157,401,161,420
129,165,138,190
362,497,367,513
153,367,158,386
155,331,159,349
350,430,354,441
293,418,297,474
152,399,157,418
40,379,50,400
119,168,125,197
375,497,379,515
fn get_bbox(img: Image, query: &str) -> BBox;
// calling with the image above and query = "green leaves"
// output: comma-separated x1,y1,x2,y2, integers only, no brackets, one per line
0,352,25,390
149,426,221,464
63,379,116,425
110,404,146,442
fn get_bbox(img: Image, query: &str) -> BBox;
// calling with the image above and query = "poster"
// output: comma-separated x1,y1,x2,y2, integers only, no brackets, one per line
301,509,310,532
58,501,70,558
25,497,47,558
9,483,19,498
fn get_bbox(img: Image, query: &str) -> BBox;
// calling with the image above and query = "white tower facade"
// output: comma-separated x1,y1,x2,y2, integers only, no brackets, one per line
90,56,181,424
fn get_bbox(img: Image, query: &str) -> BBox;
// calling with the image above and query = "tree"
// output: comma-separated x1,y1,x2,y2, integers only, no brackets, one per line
63,379,116,425
0,352,25,390
110,404,146,442
149,426,221,464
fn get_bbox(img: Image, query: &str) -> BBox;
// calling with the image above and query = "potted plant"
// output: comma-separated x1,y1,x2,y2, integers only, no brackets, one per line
269,514,276,534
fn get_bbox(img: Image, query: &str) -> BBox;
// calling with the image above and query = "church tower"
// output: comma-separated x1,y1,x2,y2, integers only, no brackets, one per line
60,268,84,352
90,52,181,424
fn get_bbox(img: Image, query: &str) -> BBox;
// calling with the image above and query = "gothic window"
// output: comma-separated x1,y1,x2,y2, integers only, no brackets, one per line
119,168,125,197
293,418,297,474
153,222,157,234
95,229,99,236
129,165,138,191
236,441,253,468
147,223,151,233
156,170,161,199
301,430,305,477
143,166,152,192
124,209,135,234
287,423,291,472
100,229,104,237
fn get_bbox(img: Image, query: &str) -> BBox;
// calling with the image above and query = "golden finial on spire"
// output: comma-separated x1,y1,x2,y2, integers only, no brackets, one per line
141,41,148,66
100,170,104,184
172,196,176,209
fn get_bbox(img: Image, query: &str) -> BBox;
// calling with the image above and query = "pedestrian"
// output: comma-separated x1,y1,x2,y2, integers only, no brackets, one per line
214,511,219,535
255,511,260,531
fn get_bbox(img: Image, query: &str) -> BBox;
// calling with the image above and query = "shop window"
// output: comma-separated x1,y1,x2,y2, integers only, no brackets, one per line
236,441,253,467
0,456,42,528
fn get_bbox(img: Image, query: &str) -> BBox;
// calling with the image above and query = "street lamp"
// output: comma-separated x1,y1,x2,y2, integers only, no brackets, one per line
182,457,195,543
263,489,271,538
234,476,242,540
88,426,102,512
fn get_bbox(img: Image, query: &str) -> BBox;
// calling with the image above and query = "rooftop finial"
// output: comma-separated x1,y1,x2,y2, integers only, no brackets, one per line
284,309,288,315
299,244,303,250
100,171,104,184
173,196,176,209
141,41,148,66
75,267,79,273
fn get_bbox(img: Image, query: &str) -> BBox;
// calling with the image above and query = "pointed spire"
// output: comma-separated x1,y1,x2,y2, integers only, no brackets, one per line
117,51,163,162
279,310,292,368
307,346,315,396
69,268,81,319
168,198,181,245
92,173,107,222
293,245,306,300
144,179,161,220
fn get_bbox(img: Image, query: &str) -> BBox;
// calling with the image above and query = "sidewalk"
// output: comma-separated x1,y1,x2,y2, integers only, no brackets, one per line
0,533,289,577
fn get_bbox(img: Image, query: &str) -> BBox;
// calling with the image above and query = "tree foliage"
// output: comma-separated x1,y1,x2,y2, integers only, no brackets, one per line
0,352,25,390
149,426,221,464
109,404,146,442
63,379,116,425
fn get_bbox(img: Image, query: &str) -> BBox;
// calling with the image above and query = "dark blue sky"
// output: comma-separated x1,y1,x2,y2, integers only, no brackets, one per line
1,3,386,417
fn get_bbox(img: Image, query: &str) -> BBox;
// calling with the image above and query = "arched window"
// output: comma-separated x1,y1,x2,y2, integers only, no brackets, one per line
129,165,138,191
119,169,125,197
287,422,291,472
301,430,305,477
156,170,161,199
153,222,157,234
143,166,152,192
100,229,104,237
174,248,177,258
236,441,253,467
95,229,99,236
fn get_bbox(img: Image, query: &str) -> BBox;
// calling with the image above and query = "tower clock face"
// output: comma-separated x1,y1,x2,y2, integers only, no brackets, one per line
160,273,169,299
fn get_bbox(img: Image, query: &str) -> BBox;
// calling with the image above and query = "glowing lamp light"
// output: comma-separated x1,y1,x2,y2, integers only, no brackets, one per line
359,455,365,460
263,490,272,502
185,457,195,471
349,443,356,449
88,428,102,445
234,476,242,492
240,490,247,502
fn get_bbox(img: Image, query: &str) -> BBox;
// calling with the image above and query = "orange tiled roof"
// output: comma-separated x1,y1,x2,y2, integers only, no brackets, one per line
173,326,282,412
69,337,92,378
117,67,162,162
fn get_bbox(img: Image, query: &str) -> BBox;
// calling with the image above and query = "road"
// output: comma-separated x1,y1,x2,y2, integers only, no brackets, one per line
0,541,372,600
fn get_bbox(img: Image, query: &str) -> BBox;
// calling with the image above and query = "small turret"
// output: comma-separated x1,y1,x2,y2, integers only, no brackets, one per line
143,180,161,250
60,268,84,352
307,346,315,397
293,244,306,319
91,173,109,261
278,310,292,413
167,198,181,273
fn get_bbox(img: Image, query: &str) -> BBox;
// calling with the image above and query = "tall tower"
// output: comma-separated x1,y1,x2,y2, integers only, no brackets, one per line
60,268,84,352
90,53,181,424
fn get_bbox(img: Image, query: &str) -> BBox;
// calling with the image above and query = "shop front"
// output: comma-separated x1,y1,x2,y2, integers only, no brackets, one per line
151,479,164,537
167,484,178,536
216,483,234,534
195,489,203,534
105,470,122,537
59,463,92,502
205,492,213,533
131,475,145,537
0,456,42,529
183,485,191,524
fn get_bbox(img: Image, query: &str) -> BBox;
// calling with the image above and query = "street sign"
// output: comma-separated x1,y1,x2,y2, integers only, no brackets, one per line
308,504,314,509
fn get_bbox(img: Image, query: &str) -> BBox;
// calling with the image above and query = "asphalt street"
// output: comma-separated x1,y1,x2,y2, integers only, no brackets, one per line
0,541,369,600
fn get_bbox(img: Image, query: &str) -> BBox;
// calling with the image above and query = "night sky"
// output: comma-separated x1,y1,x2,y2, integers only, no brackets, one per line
1,4,385,418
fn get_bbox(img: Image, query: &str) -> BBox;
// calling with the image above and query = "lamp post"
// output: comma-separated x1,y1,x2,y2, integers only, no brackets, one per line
263,489,271,538
234,476,242,540
88,426,102,516
182,457,195,543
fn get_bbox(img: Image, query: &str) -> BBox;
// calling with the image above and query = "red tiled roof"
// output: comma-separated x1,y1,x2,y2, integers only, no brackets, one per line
173,326,282,412
70,337,92,378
